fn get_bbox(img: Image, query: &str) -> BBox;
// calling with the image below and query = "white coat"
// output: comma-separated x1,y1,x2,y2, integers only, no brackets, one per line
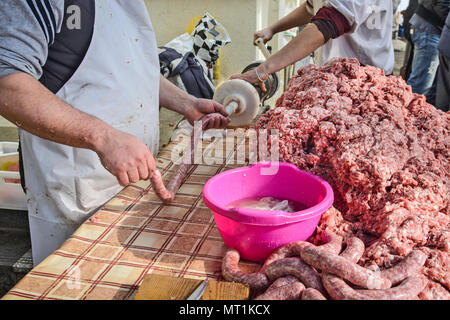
19,0,160,266
307,0,395,74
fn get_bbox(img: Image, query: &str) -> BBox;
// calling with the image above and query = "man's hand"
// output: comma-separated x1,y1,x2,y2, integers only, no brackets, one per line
159,76,230,130
184,98,230,129
254,27,274,44
230,66,269,92
94,128,156,186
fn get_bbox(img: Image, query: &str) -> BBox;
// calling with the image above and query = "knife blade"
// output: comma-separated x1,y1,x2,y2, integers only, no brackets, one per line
186,279,209,300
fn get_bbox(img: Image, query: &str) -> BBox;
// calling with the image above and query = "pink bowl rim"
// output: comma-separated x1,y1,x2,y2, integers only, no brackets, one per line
202,162,334,226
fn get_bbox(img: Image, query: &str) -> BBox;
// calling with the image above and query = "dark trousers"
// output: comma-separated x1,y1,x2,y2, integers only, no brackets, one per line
436,52,450,112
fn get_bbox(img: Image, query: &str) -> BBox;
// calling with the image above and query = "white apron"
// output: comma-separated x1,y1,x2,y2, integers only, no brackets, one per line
307,0,395,74
19,0,160,266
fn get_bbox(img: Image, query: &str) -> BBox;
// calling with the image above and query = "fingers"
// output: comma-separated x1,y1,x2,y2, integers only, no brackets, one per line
253,30,271,45
137,160,149,181
259,81,267,92
117,170,129,187
213,101,229,117
146,152,156,178
127,168,140,184
222,116,231,128
253,33,266,45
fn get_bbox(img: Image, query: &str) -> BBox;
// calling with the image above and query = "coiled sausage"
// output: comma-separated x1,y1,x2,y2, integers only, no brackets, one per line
222,249,269,291
264,257,325,294
254,282,305,300
301,246,392,289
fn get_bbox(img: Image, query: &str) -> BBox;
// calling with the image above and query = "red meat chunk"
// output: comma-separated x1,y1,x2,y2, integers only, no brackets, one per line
254,58,450,300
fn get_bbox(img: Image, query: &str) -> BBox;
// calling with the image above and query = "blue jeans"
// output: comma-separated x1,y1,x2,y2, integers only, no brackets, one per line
407,25,441,95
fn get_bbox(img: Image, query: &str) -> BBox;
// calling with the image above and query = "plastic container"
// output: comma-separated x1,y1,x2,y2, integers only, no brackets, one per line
0,142,19,156
202,162,334,262
0,150,27,211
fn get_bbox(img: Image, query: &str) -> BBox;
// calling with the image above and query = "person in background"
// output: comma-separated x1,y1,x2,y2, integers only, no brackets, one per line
406,0,450,95
402,0,419,81
231,0,394,89
435,13,450,111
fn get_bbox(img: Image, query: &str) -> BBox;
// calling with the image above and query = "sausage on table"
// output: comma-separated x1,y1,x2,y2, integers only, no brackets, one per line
301,288,327,300
266,276,299,291
254,282,305,300
380,250,427,285
149,170,174,202
261,231,342,273
323,239,427,300
355,275,427,300
301,246,391,290
150,113,228,203
321,236,366,300
260,241,311,273
339,237,365,263
319,231,343,255
222,249,269,291
322,274,368,300
264,257,325,294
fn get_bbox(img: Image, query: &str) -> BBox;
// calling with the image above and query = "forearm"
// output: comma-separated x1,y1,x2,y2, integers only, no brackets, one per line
269,2,313,34
260,23,325,75
0,72,113,151
159,75,196,116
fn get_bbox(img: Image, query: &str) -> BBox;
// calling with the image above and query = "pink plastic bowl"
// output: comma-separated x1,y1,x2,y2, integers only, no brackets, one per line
202,162,334,262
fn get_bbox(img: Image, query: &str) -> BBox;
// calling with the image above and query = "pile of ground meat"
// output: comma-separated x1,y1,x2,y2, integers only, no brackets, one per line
254,58,449,300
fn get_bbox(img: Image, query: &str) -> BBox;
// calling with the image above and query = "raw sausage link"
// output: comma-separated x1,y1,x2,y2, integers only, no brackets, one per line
301,288,327,300
301,246,392,290
319,231,343,255
323,243,427,300
264,257,325,294
267,276,299,291
222,249,269,291
260,231,341,273
380,250,427,285
321,274,368,300
254,282,305,300
340,237,365,263
321,236,365,300
260,241,311,273
150,170,174,202
355,275,427,300
152,113,227,203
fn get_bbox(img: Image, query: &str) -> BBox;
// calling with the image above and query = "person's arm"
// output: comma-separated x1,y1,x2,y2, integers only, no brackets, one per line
158,75,230,129
233,23,325,90
234,6,351,89
0,72,156,186
254,2,313,44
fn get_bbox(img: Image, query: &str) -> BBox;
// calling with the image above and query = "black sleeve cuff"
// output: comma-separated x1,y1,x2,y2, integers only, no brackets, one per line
312,19,339,43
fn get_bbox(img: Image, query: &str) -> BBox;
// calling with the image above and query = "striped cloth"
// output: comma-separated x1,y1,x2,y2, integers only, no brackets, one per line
2,136,259,300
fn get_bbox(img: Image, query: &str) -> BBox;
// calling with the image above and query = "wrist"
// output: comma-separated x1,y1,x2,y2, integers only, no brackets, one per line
257,63,271,81
89,122,116,154
183,96,199,118
269,24,280,35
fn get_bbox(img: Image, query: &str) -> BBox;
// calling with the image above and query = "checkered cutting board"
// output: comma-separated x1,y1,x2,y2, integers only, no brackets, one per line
2,136,260,300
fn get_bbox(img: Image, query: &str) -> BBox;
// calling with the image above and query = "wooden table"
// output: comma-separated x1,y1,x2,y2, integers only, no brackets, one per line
1,135,259,300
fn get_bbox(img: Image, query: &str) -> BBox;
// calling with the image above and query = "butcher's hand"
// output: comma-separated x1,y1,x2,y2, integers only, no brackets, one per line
184,98,231,130
94,128,156,186
254,27,274,44
230,66,269,93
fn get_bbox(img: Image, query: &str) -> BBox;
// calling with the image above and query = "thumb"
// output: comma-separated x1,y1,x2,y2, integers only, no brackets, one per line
259,81,267,93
